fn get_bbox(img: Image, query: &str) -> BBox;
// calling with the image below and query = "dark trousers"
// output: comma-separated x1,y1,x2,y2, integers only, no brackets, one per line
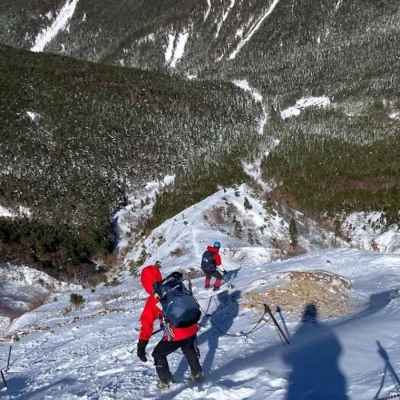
152,335,202,383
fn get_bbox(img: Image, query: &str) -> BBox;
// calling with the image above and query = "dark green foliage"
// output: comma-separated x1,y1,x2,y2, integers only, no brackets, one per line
0,217,111,267
263,108,400,222
244,197,252,210
148,145,253,231
70,293,85,308
289,218,298,247
0,45,259,270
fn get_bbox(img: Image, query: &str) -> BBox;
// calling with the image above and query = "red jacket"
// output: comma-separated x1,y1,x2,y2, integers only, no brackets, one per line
207,245,222,267
138,265,199,341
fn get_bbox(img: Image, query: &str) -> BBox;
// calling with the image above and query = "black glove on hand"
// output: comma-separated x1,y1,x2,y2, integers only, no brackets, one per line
137,339,148,362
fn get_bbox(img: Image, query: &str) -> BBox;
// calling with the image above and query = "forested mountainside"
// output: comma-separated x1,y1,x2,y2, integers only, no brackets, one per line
0,0,399,275
0,44,260,274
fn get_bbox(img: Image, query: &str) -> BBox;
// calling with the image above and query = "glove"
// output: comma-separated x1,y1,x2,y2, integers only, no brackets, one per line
137,339,148,362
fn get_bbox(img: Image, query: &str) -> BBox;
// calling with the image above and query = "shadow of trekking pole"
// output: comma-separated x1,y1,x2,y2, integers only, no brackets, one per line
374,341,400,400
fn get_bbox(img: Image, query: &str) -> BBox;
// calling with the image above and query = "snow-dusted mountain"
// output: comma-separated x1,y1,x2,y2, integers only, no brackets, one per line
1,2,399,260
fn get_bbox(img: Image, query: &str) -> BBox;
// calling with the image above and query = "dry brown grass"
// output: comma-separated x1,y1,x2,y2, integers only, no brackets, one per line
243,270,352,319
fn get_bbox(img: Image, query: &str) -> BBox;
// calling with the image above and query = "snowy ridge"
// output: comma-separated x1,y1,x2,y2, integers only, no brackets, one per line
215,0,235,39
31,0,79,53
280,96,331,119
229,0,281,60
124,184,337,271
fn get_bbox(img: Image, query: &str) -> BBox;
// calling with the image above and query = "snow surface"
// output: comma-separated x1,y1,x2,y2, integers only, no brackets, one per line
2,247,400,399
1,186,400,399
31,0,79,53
0,205,31,219
343,212,400,254
229,0,281,60
280,96,331,120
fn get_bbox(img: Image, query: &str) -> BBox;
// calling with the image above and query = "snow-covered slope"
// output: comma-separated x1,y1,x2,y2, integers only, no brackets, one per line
123,184,338,273
1,249,400,399
0,264,78,336
2,187,400,399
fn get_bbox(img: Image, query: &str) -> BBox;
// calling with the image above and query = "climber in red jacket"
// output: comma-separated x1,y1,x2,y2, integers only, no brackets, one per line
137,262,203,388
201,241,225,291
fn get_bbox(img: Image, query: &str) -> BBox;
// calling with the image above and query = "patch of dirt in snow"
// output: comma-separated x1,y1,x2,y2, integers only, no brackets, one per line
244,270,352,319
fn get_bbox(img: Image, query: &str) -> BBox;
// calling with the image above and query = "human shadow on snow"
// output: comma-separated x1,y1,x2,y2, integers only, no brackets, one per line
283,304,349,400
174,290,241,380
158,289,399,400
0,376,76,399
374,340,400,399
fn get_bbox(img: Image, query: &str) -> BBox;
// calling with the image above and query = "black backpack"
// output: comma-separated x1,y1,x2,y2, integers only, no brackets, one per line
201,250,217,274
153,272,201,328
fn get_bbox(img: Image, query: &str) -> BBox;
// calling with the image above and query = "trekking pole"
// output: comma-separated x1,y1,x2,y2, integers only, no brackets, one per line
151,328,163,337
0,370,7,389
264,304,290,345
6,345,12,371
276,306,291,341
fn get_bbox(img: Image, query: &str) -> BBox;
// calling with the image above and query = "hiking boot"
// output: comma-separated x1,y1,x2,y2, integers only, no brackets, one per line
157,380,170,390
191,372,204,383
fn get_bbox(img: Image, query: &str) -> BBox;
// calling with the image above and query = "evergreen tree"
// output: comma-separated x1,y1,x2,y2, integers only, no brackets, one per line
289,218,298,248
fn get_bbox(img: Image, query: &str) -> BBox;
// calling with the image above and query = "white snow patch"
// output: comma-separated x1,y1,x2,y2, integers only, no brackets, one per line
343,212,400,253
281,96,331,120
0,205,32,219
45,11,53,20
170,31,190,68
137,33,155,46
389,111,400,120
31,0,79,53
235,27,244,39
335,0,344,11
0,205,14,218
215,0,235,39
233,79,267,135
26,111,40,122
204,0,212,22
229,0,280,60
82,12,87,22
165,33,176,65
186,73,198,80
